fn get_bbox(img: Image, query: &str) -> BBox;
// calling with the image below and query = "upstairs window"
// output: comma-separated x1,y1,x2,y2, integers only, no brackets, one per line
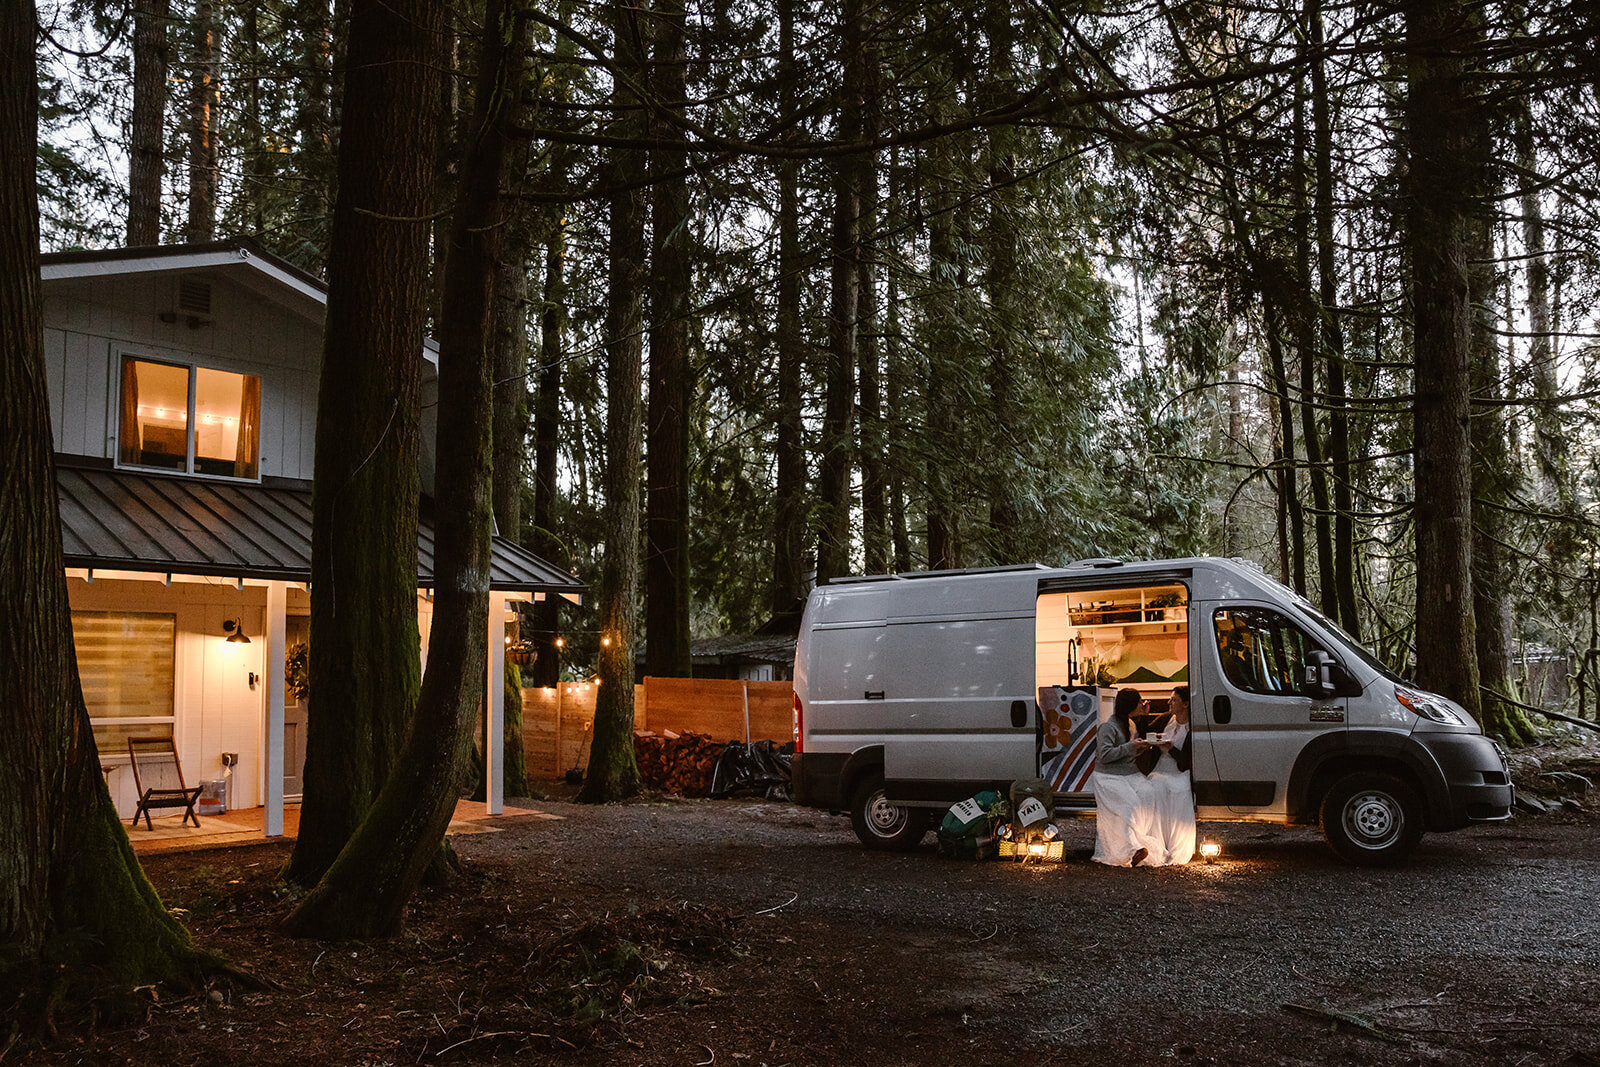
118,356,261,479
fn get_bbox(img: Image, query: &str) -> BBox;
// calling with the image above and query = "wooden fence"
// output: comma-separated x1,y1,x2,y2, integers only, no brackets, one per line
520,676,794,777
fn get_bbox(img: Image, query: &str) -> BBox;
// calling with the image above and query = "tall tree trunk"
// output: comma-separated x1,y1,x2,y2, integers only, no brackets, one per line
489,200,533,796
491,227,530,542
646,0,692,676
817,0,866,584
770,0,808,614
885,147,912,573
1406,0,1482,718
284,0,441,887
527,206,566,688
924,41,961,572
1309,0,1360,636
185,0,218,243
1,1,204,985
293,0,335,267
1469,213,1535,744
127,0,169,246
525,0,576,688
284,0,516,938
856,14,886,577
578,0,647,803
1514,103,1562,503
1292,84,1334,613
983,6,1020,562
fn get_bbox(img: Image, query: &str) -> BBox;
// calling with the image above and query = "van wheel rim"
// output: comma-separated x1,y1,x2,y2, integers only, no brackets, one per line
1344,791,1401,849
866,791,906,836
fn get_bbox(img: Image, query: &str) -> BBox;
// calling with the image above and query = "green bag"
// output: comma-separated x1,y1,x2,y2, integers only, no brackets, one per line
937,790,1008,859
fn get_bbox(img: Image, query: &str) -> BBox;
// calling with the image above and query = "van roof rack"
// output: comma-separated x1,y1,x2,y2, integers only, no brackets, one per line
829,563,1052,585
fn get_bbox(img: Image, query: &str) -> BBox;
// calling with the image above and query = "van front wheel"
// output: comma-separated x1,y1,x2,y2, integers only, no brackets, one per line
850,776,927,851
1320,772,1424,866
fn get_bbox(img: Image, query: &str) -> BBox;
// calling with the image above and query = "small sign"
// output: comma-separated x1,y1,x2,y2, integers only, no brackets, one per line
948,797,984,824
1016,796,1049,826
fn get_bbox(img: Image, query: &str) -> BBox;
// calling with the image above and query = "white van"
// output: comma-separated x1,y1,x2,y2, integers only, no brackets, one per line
790,557,1513,865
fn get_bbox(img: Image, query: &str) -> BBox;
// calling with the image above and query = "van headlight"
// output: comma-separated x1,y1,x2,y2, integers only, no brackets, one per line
1395,686,1467,725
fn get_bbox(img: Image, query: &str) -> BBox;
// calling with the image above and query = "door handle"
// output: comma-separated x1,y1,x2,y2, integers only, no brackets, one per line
1010,699,1028,728
864,690,885,700
1212,694,1232,725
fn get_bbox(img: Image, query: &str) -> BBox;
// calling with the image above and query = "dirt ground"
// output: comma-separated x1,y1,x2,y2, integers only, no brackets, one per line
19,740,1600,1066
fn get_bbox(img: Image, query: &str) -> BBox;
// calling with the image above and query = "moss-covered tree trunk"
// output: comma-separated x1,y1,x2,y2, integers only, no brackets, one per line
1,4,203,985
644,0,693,680
578,0,647,804
1406,0,1482,719
284,0,520,938
284,0,441,887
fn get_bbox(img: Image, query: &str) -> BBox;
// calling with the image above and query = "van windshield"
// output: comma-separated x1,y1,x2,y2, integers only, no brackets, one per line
1299,602,1409,685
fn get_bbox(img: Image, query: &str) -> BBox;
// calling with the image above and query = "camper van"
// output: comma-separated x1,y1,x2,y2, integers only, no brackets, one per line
790,557,1513,866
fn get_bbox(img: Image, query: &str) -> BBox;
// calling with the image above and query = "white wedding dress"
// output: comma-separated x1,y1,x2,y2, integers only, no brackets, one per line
1145,719,1196,866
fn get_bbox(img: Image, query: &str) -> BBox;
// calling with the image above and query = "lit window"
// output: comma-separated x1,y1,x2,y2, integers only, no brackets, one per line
71,612,176,753
118,356,260,479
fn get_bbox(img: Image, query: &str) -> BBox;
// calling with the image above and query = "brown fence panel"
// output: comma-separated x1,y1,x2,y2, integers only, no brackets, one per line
638,676,793,742
522,679,791,778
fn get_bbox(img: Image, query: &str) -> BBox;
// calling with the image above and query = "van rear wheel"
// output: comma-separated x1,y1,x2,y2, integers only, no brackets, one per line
1320,772,1424,866
850,775,927,851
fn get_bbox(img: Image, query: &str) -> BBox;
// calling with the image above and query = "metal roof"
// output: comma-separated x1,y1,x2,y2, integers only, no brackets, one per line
56,465,585,596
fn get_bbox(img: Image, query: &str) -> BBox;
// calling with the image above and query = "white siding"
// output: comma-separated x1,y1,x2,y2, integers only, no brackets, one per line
41,271,323,478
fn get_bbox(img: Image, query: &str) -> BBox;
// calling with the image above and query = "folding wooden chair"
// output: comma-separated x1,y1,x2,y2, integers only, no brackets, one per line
127,736,202,829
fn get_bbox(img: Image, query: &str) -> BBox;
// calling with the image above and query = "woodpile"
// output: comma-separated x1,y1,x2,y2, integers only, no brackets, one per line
632,730,724,796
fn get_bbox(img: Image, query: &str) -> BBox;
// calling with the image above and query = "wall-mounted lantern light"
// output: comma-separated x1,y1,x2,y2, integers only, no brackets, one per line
223,618,251,644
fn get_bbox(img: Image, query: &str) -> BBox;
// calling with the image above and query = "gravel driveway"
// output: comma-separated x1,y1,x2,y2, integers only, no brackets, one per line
447,786,1600,1065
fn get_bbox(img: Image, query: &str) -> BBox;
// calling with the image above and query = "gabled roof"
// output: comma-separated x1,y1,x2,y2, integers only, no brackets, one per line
39,239,441,364
57,464,584,597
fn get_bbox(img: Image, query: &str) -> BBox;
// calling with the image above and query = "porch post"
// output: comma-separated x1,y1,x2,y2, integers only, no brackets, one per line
264,580,287,837
486,590,506,814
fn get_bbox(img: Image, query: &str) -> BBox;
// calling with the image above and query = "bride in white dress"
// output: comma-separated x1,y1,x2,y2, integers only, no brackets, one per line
1146,685,1196,866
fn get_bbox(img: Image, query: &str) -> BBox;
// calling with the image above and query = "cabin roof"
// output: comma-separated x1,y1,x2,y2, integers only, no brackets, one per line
56,462,584,596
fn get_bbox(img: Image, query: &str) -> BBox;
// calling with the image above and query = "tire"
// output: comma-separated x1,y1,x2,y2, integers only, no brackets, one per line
1319,772,1424,866
849,774,927,851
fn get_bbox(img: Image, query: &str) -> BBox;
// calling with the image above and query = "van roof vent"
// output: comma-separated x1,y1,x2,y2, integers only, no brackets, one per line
1069,558,1125,569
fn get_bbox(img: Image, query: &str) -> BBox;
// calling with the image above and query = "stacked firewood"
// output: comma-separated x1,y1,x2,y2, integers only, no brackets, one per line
632,731,724,796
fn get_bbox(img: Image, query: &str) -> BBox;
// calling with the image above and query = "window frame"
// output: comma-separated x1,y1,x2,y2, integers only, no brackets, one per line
1212,605,1330,698
71,609,179,759
115,349,262,482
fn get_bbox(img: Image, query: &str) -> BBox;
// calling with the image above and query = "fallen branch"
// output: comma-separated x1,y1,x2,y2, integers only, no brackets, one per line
1482,688,1600,735
1282,1002,1404,1044
754,892,798,916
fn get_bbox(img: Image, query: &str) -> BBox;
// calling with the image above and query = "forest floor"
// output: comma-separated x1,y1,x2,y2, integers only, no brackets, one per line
21,737,1600,1066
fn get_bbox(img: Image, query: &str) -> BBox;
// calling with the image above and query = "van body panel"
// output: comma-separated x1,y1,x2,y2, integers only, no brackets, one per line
792,556,1515,855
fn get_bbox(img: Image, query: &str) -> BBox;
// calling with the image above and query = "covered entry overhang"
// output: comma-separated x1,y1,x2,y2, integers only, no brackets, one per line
57,462,585,836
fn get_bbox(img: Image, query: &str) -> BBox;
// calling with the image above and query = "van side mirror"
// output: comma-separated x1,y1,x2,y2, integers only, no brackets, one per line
1305,650,1337,698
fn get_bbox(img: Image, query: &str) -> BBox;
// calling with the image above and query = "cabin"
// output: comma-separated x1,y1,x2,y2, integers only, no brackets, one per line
41,240,584,835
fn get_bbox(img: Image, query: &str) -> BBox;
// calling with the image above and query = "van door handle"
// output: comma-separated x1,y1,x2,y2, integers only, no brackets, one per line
865,690,885,700
1010,700,1028,728
1213,694,1232,725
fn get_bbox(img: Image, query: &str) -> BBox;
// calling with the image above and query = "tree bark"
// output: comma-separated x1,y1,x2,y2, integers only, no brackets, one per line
292,0,335,268
526,206,566,689
578,0,647,803
770,0,808,614
983,6,1020,561
1292,84,1335,615
283,0,517,939
185,0,219,243
646,0,693,677
127,0,169,246
491,226,530,543
1309,0,1360,637
1406,0,1482,718
1,1,203,985
856,15,886,577
284,0,441,887
817,0,866,584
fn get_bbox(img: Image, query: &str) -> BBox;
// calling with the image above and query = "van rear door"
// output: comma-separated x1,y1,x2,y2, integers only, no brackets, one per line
1197,601,1348,816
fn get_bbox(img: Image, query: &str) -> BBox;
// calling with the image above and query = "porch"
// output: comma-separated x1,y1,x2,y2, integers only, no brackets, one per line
122,797,567,856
